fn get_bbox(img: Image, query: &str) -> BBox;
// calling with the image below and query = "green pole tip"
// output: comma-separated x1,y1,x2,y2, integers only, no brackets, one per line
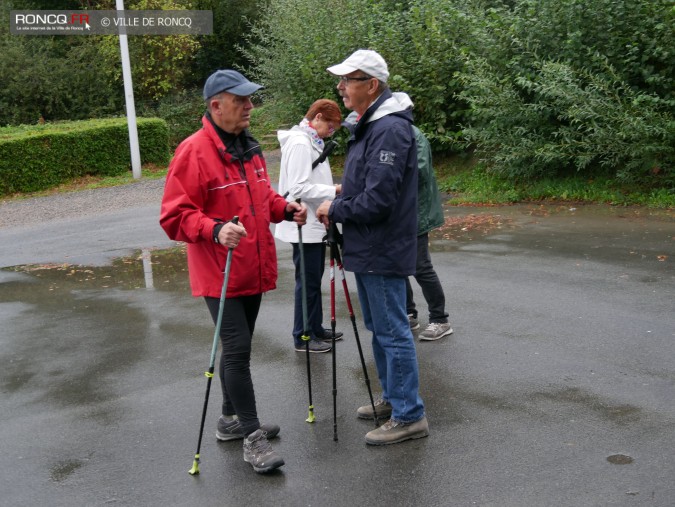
306,408,316,423
188,457,200,475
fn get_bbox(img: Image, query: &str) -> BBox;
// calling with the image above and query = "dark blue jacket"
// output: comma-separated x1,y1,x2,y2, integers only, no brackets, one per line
329,89,418,276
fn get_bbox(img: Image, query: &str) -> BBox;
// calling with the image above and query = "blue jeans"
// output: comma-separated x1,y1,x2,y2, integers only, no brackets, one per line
355,273,425,423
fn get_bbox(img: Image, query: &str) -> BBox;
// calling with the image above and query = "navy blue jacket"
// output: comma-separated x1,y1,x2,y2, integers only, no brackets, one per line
329,89,418,276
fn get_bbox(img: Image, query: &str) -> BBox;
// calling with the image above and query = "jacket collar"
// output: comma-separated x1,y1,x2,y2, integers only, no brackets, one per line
351,89,413,140
202,113,262,162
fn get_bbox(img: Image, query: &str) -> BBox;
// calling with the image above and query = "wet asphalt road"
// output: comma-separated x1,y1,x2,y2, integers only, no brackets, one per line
1,180,675,507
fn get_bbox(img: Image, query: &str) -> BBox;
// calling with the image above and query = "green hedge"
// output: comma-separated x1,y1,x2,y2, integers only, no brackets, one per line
0,117,169,195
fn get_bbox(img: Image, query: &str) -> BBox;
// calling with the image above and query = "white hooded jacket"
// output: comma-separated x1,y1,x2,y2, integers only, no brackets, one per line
274,125,337,243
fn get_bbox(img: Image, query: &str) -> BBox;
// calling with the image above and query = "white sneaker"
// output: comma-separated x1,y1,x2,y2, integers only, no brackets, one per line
419,322,453,341
408,314,420,330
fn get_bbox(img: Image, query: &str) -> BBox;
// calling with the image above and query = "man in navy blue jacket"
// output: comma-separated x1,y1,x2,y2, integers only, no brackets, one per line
317,49,429,445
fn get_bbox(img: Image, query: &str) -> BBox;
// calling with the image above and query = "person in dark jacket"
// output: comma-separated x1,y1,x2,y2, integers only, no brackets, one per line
390,93,453,340
160,69,307,473
406,123,453,340
343,95,453,341
316,50,429,445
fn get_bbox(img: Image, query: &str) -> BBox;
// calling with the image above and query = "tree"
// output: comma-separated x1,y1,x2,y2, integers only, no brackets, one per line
96,0,201,103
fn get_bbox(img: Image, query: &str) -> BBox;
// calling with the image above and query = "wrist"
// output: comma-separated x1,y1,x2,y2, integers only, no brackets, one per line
212,221,225,243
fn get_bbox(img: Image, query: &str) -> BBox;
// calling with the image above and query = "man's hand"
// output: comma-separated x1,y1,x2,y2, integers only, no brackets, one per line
217,221,247,248
316,200,331,227
286,201,307,226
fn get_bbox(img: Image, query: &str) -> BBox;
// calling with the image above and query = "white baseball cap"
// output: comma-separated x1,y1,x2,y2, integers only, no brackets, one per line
327,49,389,83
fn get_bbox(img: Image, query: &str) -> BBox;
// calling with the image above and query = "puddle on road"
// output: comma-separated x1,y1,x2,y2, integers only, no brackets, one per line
5,245,190,292
1,246,193,414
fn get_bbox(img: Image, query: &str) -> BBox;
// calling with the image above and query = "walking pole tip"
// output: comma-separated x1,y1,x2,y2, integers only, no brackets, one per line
188,455,200,475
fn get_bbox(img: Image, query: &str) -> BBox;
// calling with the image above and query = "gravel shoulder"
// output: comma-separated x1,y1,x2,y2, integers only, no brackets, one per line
0,178,167,229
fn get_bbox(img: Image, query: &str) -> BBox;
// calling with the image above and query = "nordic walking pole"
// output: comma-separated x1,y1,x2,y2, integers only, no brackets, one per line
188,216,239,476
296,198,315,423
327,222,378,428
328,230,339,440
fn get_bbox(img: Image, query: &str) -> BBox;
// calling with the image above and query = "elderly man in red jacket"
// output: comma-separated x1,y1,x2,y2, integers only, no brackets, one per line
160,69,306,474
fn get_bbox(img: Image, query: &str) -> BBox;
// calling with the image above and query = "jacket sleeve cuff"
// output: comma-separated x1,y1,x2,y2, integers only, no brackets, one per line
212,221,225,243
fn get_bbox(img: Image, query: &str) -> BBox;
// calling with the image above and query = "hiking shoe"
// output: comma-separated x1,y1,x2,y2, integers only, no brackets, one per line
243,429,285,473
365,416,429,445
295,340,331,353
408,314,420,330
216,416,280,441
317,328,344,342
419,322,453,341
357,398,393,420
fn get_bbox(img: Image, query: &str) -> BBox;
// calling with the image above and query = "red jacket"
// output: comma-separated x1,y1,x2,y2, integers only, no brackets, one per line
160,116,288,298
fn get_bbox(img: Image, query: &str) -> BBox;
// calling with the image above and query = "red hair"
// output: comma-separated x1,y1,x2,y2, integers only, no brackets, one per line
305,99,342,124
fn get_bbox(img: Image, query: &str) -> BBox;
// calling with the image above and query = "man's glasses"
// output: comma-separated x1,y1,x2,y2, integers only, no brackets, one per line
338,76,372,83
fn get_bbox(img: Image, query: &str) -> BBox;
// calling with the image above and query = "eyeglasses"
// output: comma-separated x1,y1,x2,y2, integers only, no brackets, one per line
338,76,372,83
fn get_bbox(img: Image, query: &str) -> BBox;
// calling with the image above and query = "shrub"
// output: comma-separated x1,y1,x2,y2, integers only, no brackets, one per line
457,0,675,182
0,118,169,195
139,89,205,150
243,0,478,148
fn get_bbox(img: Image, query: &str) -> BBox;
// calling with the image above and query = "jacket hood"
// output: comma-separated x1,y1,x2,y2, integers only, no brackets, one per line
277,125,321,152
366,90,414,123
348,89,414,140
343,91,414,129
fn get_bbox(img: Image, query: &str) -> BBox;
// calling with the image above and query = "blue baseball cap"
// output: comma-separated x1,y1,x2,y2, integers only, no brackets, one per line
203,69,263,100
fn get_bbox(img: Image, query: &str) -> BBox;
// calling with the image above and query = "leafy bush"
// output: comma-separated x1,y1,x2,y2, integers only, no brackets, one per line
243,0,475,147
246,0,674,185
457,0,675,182
139,88,205,149
0,118,169,195
96,0,201,102
0,34,123,126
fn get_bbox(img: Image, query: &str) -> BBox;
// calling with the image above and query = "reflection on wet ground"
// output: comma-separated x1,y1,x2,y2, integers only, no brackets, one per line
0,246,194,423
5,245,190,292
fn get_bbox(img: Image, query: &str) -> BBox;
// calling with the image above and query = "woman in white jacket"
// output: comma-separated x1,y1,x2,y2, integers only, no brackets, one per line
275,99,343,353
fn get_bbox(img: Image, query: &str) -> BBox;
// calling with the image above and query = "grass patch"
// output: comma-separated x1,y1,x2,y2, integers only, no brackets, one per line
435,154,675,209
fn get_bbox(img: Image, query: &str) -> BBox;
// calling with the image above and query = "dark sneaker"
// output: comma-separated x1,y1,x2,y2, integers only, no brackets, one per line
216,416,280,441
408,314,420,330
317,328,344,342
365,416,429,445
295,340,332,353
357,398,393,420
243,429,285,473
419,322,453,341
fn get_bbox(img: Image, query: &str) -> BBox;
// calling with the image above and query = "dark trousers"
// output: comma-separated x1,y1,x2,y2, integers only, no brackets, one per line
405,232,449,323
291,242,326,347
205,294,262,437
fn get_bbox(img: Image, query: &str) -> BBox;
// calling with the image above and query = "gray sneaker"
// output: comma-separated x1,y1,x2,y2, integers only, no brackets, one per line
365,416,430,445
357,398,393,420
408,314,420,330
216,415,280,441
420,322,453,341
243,429,285,473
295,340,332,353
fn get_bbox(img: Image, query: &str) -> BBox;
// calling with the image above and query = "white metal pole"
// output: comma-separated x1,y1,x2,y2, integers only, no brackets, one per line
116,0,142,179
